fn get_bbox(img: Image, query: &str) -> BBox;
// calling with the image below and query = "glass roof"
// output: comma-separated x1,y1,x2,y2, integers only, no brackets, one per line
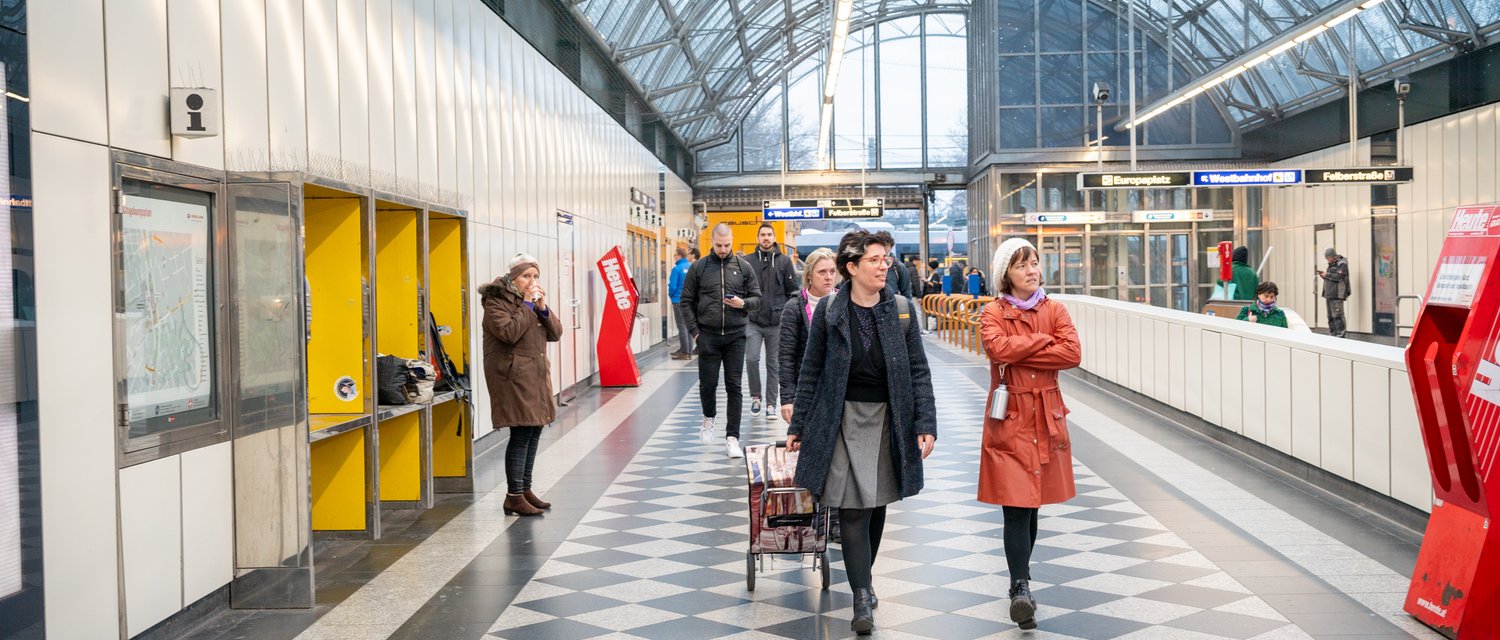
569,0,1500,147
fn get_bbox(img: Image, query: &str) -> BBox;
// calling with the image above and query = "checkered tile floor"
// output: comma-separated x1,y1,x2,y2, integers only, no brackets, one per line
484,361,1313,640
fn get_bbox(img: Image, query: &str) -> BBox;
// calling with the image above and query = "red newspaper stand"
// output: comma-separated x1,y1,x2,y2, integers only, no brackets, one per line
596,246,642,387
1404,203,1500,638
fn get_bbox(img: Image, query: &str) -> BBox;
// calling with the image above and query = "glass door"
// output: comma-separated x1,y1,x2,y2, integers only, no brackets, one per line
1039,234,1085,294
1148,232,1192,311
1089,233,1145,302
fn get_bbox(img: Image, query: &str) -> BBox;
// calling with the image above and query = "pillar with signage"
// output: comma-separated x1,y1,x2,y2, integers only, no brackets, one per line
1403,203,1500,638
596,247,641,387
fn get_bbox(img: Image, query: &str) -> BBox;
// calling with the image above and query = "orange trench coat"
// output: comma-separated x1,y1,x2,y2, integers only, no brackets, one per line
977,297,1082,508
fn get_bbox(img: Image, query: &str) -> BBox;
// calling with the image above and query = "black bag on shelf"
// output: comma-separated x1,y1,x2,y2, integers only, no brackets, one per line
376,354,414,405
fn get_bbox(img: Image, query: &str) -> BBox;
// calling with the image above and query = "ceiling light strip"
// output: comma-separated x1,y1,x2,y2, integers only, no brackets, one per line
1115,0,1384,132
816,0,855,168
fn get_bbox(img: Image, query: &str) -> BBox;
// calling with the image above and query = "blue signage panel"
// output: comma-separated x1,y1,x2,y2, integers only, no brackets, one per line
1192,169,1303,186
763,207,824,220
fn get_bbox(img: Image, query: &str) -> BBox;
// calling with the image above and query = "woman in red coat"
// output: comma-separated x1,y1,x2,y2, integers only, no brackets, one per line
979,237,1082,631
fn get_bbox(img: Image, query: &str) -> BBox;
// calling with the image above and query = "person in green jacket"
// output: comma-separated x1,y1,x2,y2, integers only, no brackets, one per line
1230,246,1259,300
1237,281,1288,328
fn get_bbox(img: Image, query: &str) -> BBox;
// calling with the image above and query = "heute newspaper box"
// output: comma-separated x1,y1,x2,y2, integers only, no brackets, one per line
1404,203,1500,638
596,247,642,387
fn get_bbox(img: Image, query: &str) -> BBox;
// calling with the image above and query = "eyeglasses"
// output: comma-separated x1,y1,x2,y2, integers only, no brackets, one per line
861,256,895,268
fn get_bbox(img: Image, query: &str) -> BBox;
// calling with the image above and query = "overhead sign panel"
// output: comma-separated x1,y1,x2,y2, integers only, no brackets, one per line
1025,211,1107,225
1193,169,1302,186
765,198,884,220
1304,167,1414,184
1079,171,1192,189
1132,209,1215,223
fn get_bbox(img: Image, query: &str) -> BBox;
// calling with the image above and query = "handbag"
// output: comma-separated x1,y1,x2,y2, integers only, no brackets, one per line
988,364,1010,421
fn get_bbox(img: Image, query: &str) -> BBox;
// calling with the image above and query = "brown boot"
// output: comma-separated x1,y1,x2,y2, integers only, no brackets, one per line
523,489,551,510
503,493,543,516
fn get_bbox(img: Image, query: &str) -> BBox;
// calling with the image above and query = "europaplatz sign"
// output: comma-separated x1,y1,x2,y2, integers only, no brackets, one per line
596,247,640,387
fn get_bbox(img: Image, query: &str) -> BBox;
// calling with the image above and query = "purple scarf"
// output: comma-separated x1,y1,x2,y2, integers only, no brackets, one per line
1003,287,1047,311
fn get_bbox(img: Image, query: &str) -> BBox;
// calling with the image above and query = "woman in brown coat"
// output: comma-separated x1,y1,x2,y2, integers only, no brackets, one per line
480,253,563,517
978,237,1081,630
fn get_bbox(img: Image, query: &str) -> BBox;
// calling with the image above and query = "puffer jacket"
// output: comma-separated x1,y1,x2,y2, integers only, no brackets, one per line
680,252,762,336
748,244,799,327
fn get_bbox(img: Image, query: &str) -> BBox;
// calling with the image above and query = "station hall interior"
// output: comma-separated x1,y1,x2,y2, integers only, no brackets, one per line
4,0,1500,638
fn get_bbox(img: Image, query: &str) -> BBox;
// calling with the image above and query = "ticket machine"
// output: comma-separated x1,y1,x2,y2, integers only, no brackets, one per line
1404,203,1500,638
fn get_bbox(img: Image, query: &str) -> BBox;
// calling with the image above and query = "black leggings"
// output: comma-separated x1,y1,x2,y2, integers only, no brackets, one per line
505,426,543,494
1003,506,1040,583
838,506,887,590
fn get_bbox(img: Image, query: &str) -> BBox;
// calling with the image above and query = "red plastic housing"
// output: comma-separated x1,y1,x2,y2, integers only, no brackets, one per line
1404,203,1500,639
1218,241,1233,282
596,246,642,387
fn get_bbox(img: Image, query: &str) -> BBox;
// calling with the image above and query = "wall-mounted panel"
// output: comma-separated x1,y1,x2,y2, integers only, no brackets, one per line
1153,320,1169,406
453,0,474,201
31,0,110,143
414,0,438,193
167,0,226,169
1241,341,1266,444
1351,362,1392,495
1139,318,1155,399
392,0,419,189
1184,326,1203,417
337,0,370,183
1264,343,1293,454
1390,370,1429,510
434,0,456,195
1290,349,1321,464
1201,332,1221,425
120,456,183,637
267,0,308,171
304,0,341,172
181,442,234,604
1221,335,1243,435
367,0,397,188
105,0,171,157
221,0,271,171
1319,355,1354,479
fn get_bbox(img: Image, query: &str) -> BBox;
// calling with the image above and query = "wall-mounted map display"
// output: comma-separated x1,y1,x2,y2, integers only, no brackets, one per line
118,180,217,437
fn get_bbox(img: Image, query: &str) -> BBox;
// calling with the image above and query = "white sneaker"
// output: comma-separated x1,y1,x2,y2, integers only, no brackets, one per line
700,417,714,444
766,408,780,421
725,436,744,459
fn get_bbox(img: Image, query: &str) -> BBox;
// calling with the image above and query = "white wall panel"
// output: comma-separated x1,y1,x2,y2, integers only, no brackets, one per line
31,0,110,143
1241,341,1265,443
221,0,271,171
1319,356,1354,479
305,0,341,170
105,0,171,157
1184,327,1202,416
168,0,226,169
434,0,456,195
1265,343,1292,453
1138,318,1155,398
1351,362,1391,494
1126,314,1141,392
181,442,234,605
1221,335,1243,434
337,0,370,183
1153,320,1169,405
1390,370,1429,510
367,0,397,187
1290,349,1321,464
1167,323,1185,410
414,0,438,193
393,0,419,190
267,0,308,170
453,0,474,201
120,456,183,637
1201,332,1221,425
34,134,120,640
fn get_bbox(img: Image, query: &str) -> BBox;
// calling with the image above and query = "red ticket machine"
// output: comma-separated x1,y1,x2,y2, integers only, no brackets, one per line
1218,241,1234,283
596,246,642,387
1404,203,1500,638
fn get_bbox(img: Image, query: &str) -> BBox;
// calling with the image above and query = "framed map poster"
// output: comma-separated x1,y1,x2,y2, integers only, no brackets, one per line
117,178,219,441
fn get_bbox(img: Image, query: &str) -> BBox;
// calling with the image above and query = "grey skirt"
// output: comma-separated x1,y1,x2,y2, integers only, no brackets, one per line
821,401,901,509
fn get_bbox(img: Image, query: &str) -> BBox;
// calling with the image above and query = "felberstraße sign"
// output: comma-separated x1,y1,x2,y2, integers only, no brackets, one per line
1304,167,1415,184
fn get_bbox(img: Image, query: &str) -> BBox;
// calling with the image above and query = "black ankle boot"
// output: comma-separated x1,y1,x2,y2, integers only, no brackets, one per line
851,588,875,635
870,587,878,609
1008,580,1037,630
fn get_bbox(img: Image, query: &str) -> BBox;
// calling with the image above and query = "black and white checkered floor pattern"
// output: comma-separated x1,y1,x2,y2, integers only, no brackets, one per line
484,359,1312,640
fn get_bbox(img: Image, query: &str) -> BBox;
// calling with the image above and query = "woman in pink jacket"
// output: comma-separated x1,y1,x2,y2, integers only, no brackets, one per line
978,237,1082,631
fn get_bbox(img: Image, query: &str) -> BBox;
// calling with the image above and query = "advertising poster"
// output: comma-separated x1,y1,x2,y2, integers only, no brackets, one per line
1372,215,1398,336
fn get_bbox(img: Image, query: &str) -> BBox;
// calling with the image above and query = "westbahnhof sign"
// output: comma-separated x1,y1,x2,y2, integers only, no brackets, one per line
1080,167,1413,190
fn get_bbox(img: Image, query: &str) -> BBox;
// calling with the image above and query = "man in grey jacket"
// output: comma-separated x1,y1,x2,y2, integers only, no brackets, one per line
746,223,799,421
1318,247,1351,338
681,223,763,458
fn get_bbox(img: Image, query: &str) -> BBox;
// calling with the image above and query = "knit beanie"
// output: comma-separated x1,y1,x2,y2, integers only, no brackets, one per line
991,237,1036,288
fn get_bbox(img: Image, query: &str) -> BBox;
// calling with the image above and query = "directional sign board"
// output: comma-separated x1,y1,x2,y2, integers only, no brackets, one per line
762,198,884,220
1132,209,1215,223
1305,167,1414,184
1079,171,1192,190
1025,211,1107,225
1193,169,1303,186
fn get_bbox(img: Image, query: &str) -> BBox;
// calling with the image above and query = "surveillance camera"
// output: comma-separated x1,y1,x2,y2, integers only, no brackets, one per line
1393,76,1412,97
1092,82,1111,103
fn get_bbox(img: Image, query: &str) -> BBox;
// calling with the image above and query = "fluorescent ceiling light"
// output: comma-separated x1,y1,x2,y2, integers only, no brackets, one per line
816,0,855,168
1117,0,1380,132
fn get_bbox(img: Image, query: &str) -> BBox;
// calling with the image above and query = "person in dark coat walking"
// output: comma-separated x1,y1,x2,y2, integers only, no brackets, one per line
681,224,763,458
746,223,799,419
481,254,564,517
786,230,937,636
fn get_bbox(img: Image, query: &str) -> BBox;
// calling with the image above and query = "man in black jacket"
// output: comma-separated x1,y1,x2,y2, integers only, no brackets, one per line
948,260,966,294
745,223,799,422
681,223,763,458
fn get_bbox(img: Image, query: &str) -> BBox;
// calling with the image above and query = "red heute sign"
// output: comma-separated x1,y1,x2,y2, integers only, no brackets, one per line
596,246,641,387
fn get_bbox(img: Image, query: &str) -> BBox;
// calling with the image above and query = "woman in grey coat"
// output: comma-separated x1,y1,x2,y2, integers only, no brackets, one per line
786,230,937,636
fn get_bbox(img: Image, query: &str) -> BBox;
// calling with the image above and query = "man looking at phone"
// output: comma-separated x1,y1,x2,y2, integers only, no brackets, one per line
681,223,763,458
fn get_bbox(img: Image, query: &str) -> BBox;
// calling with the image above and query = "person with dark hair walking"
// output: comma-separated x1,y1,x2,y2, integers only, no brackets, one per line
681,223,762,458
1318,247,1350,338
746,223,799,420
481,253,565,517
787,230,937,636
668,246,694,359
978,237,1082,630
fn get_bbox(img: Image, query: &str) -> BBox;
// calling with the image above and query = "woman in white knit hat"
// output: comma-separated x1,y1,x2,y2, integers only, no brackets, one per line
976,237,1082,630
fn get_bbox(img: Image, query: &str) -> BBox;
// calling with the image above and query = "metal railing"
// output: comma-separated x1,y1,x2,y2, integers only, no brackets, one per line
922,294,995,355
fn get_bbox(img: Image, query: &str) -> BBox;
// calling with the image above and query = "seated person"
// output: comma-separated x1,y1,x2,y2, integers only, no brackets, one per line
1237,282,1287,328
